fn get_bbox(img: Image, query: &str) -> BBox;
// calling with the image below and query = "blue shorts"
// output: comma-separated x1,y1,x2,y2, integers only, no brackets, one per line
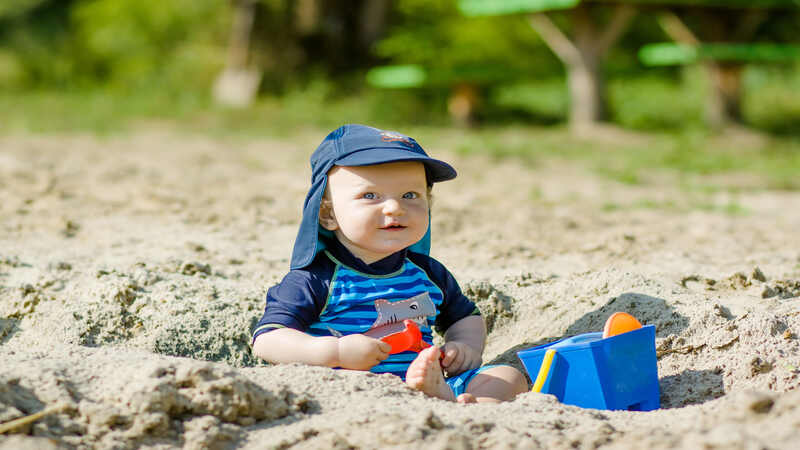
445,365,498,397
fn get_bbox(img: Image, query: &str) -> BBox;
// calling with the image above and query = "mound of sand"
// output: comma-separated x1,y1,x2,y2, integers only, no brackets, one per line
1,131,798,449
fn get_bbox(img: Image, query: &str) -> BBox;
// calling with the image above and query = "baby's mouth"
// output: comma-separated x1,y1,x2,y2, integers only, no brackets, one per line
381,224,406,230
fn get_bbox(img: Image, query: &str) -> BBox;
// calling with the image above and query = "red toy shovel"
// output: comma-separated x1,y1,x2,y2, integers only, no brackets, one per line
379,319,432,354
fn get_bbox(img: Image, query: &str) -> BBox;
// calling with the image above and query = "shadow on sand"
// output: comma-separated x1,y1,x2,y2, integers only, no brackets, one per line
0,317,20,345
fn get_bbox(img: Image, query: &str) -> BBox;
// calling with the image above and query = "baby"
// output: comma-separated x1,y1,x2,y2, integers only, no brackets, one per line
252,124,528,403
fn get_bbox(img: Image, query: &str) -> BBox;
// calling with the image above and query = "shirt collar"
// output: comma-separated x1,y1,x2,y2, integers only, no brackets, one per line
324,237,406,275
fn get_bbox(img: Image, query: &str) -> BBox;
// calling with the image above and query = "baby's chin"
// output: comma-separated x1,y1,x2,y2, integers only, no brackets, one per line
380,234,425,249
364,240,420,258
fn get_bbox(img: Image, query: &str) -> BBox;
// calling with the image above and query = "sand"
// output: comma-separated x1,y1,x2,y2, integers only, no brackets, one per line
1,130,799,449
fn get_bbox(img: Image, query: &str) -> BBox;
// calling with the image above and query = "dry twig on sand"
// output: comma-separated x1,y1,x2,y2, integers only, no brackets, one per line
0,403,68,434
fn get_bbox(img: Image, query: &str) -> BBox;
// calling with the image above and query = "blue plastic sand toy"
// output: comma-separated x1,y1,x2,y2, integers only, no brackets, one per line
517,323,660,411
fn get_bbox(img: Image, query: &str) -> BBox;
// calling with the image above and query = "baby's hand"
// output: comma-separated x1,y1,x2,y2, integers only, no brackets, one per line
336,334,392,370
441,341,482,376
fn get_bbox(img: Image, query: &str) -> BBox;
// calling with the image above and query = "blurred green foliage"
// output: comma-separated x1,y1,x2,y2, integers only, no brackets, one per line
0,0,48,18
744,66,800,134
640,43,800,66
0,0,798,141
0,0,227,90
72,0,226,92
376,0,560,81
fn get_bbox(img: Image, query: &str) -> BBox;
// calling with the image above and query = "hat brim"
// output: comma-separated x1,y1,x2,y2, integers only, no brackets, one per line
335,147,457,183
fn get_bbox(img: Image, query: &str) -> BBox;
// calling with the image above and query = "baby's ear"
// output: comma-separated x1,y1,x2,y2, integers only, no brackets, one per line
319,199,338,231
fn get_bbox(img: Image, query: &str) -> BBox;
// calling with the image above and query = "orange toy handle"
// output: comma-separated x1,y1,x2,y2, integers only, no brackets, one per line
381,320,430,354
602,312,643,338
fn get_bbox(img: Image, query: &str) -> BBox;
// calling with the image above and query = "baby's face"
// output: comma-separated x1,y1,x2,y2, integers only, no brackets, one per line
321,161,429,264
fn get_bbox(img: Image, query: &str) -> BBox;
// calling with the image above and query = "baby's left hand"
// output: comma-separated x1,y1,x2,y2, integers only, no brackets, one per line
440,341,482,377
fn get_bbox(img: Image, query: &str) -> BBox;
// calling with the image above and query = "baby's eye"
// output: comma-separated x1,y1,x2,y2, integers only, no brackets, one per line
362,192,376,200
402,192,418,199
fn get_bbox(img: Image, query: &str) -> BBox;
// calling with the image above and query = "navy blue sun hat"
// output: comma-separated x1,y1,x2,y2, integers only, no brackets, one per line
290,124,457,270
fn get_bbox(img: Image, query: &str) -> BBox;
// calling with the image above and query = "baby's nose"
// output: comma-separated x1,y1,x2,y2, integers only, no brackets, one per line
382,198,404,215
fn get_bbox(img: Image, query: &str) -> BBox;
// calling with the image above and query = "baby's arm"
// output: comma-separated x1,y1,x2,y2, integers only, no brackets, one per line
253,267,391,371
252,328,391,371
441,315,486,376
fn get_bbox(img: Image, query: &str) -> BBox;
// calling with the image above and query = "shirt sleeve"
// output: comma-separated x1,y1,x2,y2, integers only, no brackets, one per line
409,253,481,334
251,268,330,343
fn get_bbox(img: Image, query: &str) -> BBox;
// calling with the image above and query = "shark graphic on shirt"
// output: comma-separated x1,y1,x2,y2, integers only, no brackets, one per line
363,292,436,340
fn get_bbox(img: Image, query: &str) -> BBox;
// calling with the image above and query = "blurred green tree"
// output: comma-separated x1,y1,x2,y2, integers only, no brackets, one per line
642,4,800,128
0,0,49,18
72,0,227,93
458,0,800,131
1,0,796,133
0,0,395,98
0,0,228,92
371,0,562,125
0,0,80,87
459,0,637,132
214,0,392,106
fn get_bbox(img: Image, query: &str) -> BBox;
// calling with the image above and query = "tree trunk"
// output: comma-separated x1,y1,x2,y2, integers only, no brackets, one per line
528,4,634,132
699,10,749,128
358,0,391,49
213,0,262,107
569,5,607,130
658,10,756,128
294,0,319,35
567,57,605,131
705,63,744,128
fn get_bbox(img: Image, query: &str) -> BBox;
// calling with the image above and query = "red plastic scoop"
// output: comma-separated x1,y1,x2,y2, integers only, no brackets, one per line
380,319,432,354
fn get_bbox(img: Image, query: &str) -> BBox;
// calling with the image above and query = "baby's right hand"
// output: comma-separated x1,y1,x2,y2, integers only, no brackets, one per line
336,334,392,370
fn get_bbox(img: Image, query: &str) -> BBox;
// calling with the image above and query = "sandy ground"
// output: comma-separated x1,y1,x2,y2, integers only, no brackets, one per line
1,129,799,449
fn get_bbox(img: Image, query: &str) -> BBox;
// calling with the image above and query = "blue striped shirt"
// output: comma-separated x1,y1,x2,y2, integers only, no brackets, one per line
253,238,479,379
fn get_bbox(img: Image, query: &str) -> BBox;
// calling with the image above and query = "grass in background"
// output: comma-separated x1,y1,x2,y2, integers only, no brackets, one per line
431,125,800,191
1,70,799,193
0,89,208,135
0,80,452,136
603,198,750,216
745,66,800,135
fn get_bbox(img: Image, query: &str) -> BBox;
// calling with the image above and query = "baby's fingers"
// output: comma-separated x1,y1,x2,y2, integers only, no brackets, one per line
377,340,392,355
449,350,467,373
441,344,458,367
